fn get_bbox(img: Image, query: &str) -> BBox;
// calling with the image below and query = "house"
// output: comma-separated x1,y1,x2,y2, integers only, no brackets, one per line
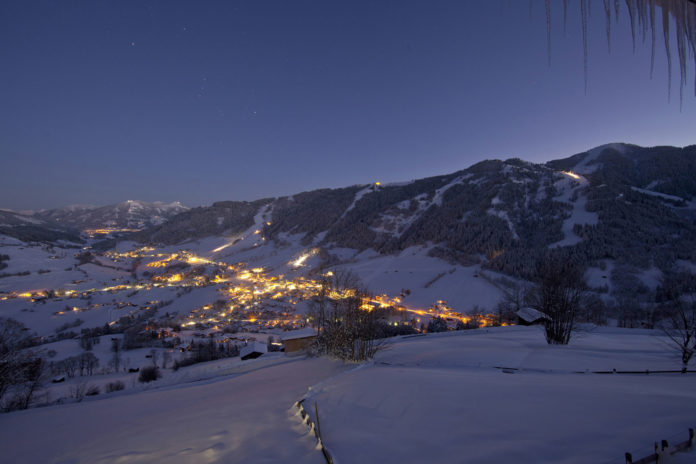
240,341,267,361
280,327,317,354
516,307,551,326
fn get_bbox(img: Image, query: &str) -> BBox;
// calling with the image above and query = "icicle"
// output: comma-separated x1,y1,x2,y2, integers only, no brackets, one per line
637,0,647,43
546,0,552,66
625,0,637,52
663,4,673,102
527,0,696,102
582,0,589,95
676,0,688,109
650,0,656,79
689,2,696,96
604,0,612,53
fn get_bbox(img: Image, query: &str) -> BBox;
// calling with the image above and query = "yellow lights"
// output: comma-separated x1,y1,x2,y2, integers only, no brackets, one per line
289,248,319,269
14,241,511,334
84,228,141,237
266,222,272,226
147,254,178,268
290,254,309,268
212,242,232,253
253,230,261,235
561,171,581,180
375,182,381,186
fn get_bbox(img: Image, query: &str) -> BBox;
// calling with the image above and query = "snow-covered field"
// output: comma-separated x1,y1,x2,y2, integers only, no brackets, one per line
1,326,694,464
302,327,696,464
0,356,349,464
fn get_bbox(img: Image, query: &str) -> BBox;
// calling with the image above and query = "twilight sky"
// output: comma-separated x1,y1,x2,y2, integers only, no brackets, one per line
1,0,695,210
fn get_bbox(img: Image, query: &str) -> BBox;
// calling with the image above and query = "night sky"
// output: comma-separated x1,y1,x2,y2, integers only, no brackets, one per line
2,1,695,210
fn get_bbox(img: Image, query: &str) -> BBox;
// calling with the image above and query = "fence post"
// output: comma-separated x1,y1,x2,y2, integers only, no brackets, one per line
689,428,694,448
624,452,632,463
315,401,322,440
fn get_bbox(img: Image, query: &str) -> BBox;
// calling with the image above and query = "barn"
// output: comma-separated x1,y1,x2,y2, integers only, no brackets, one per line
240,341,267,361
281,328,318,355
516,307,551,326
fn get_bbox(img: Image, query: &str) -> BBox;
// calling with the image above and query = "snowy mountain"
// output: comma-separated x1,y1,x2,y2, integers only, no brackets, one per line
33,200,189,230
134,143,696,297
0,209,83,244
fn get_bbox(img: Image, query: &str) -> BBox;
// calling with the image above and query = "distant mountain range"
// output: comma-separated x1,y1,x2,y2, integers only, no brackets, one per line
0,200,188,244
31,200,189,230
3,143,696,298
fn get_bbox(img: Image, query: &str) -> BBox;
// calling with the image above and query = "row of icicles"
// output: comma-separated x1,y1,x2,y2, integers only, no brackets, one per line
540,0,696,105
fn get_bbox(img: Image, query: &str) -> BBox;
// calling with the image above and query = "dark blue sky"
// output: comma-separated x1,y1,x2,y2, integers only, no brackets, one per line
1,1,694,210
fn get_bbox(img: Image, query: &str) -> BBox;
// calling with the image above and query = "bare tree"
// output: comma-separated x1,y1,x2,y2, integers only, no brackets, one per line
495,281,526,326
11,358,45,410
0,318,43,410
70,380,88,402
162,350,172,369
110,338,122,373
657,276,696,373
529,256,585,345
310,271,384,361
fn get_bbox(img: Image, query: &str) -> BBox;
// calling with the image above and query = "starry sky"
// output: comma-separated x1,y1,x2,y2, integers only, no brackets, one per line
1,0,695,210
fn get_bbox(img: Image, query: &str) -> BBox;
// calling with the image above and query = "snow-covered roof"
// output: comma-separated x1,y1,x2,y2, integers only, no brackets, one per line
240,341,267,358
516,307,551,323
280,328,317,341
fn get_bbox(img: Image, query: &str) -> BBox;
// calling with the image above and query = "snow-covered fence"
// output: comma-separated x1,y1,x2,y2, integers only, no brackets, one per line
293,399,334,464
595,369,696,375
624,428,694,463
493,366,696,375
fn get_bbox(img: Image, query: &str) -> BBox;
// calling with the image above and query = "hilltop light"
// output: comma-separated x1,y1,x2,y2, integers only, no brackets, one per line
561,171,581,180
212,242,232,253
290,254,309,268
289,248,320,269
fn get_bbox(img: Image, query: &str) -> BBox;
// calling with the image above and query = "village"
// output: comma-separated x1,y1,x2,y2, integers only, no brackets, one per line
0,240,509,365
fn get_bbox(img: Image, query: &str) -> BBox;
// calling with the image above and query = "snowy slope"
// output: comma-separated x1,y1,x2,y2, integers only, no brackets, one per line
302,327,696,464
2,327,693,464
0,357,348,464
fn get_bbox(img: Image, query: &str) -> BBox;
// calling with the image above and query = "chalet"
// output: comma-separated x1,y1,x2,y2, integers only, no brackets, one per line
516,307,551,326
240,341,267,361
280,328,317,355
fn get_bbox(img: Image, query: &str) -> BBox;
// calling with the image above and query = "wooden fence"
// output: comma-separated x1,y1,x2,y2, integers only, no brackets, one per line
625,428,694,463
294,398,334,464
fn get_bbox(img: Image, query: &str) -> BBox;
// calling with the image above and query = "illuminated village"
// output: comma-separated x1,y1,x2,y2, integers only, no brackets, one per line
1,240,502,344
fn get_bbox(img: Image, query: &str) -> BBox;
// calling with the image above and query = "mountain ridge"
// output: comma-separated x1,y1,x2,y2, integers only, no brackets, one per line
3,143,696,302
